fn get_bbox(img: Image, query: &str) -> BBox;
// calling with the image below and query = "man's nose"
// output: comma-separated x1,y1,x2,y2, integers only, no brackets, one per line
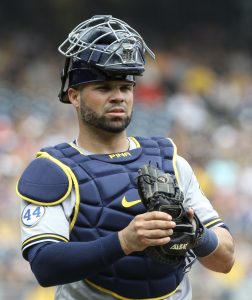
109,88,125,102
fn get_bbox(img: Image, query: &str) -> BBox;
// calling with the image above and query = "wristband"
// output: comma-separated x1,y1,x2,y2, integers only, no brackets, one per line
193,228,219,257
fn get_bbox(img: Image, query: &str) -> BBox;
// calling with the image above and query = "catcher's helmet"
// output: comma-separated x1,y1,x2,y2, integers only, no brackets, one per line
58,15,155,103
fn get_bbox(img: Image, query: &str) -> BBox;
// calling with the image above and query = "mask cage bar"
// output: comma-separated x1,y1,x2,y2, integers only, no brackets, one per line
58,15,155,60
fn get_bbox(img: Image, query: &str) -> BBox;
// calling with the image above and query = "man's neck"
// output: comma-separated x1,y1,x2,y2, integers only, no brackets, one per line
77,129,129,154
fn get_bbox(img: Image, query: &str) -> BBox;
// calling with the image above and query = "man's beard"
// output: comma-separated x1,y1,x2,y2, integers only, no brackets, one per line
80,102,132,133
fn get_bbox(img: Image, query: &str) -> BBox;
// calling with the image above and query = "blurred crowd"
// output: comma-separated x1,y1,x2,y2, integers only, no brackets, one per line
1,32,252,300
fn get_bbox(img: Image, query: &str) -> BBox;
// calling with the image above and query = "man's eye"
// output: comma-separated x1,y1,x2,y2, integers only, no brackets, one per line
121,85,132,91
97,86,109,91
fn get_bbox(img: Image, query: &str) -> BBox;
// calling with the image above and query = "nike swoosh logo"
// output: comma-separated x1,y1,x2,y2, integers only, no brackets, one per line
121,196,141,208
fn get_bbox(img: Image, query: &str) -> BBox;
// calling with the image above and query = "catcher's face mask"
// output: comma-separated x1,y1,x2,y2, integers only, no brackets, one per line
58,15,155,103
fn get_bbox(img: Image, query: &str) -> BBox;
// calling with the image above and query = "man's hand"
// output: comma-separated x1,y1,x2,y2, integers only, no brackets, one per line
118,211,176,255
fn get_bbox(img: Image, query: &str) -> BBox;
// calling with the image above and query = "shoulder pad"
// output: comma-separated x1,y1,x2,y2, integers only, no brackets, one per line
17,157,72,205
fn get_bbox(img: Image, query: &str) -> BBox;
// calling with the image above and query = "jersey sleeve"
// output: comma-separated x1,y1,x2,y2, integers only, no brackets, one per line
176,155,224,229
20,191,76,259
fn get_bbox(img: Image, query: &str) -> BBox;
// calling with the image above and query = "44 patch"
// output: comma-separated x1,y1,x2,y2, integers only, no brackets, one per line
21,203,45,227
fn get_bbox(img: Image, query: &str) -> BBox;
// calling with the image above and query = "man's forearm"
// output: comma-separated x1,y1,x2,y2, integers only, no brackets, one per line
28,233,124,287
198,226,235,273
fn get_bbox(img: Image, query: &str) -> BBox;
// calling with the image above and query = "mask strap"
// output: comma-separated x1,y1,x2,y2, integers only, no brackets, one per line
58,57,71,103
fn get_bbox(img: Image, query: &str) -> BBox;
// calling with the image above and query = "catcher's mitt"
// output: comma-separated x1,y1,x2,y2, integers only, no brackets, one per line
137,164,204,265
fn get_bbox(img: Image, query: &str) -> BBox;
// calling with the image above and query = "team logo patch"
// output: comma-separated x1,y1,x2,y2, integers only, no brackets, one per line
21,203,45,227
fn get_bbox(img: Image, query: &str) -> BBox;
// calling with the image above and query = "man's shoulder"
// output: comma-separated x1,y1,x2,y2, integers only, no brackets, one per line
16,154,72,206
134,136,175,147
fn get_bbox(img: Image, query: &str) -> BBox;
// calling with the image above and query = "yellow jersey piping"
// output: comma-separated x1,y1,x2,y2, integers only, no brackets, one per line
128,136,141,148
22,233,68,248
205,218,222,228
85,279,177,300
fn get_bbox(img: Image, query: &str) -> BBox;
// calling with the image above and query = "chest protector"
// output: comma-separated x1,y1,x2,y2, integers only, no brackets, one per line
19,136,186,299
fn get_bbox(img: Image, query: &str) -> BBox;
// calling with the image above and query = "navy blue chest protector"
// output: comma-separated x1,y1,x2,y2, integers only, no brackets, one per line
41,136,185,299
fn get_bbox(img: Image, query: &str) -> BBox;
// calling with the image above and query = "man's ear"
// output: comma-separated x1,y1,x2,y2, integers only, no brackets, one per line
68,88,80,107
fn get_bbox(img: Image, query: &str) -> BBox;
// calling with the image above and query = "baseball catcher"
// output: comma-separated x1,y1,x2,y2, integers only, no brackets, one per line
137,164,205,266
17,14,234,300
